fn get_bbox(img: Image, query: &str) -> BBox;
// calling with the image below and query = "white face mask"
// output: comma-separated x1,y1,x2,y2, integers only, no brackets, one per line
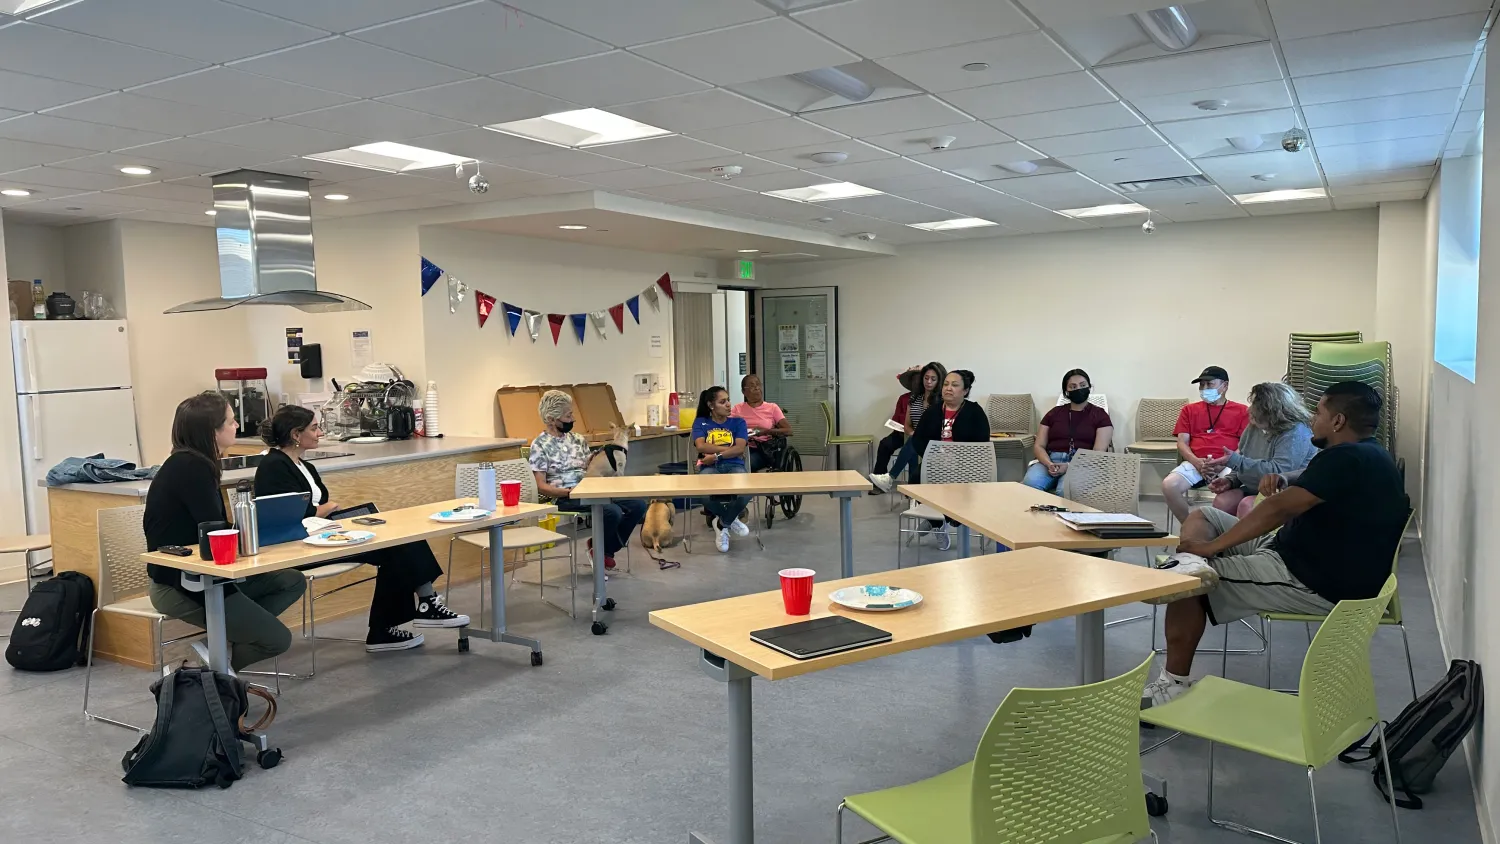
1200,388,1222,403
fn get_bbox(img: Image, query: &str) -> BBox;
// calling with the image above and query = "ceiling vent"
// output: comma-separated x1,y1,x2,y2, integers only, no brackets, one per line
1113,174,1215,193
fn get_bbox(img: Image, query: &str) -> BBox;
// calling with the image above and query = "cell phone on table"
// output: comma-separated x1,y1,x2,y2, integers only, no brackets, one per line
159,545,193,557
352,517,385,526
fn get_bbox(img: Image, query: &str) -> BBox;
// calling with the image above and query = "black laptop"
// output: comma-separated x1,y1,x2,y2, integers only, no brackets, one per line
750,616,891,660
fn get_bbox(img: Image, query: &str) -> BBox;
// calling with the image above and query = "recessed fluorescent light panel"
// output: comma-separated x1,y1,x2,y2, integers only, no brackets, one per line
304,142,471,173
1233,187,1327,204
1,0,69,13
763,182,884,202
488,108,671,148
1059,202,1149,218
1,188,32,197
909,218,998,231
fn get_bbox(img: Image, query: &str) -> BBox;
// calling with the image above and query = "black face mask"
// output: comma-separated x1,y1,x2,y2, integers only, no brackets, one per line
1310,436,1328,450
557,420,574,434
1066,387,1090,405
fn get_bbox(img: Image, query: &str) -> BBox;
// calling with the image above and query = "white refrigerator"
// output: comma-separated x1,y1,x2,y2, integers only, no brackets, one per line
13,320,140,568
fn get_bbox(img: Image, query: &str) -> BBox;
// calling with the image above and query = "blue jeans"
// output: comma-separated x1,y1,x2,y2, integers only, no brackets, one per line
886,440,920,481
1022,451,1073,492
698,462,752,526
558,497,646,555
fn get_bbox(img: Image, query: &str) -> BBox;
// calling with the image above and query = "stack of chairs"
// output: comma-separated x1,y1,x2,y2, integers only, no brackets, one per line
1303,340,1397,453
1285,330,1361,399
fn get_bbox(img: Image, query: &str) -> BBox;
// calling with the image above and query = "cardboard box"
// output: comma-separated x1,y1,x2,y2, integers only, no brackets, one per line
8,280,36,320
495,383,627,443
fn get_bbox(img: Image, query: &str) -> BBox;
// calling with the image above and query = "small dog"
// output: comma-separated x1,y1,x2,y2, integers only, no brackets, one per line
584,426,630,477
640,499,677,553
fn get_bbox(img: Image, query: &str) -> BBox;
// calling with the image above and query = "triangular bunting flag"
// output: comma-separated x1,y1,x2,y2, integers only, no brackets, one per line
524,310,542,342
608,303,625,333
420,257,443,295
642,286,659,310
547,314,566,345
655,272,674,300
475,290,495,328
504,302,522,336
589,311,609,339
570,313,587,344
626,296,640,324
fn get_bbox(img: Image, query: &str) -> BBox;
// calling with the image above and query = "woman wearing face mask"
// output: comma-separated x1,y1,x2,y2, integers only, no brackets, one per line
1201,382,1316,518
694,385,754,553
1022,369,1114,492
869,361,947,493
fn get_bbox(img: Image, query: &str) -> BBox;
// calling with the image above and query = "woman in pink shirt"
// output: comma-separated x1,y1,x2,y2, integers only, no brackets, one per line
732,373,792,472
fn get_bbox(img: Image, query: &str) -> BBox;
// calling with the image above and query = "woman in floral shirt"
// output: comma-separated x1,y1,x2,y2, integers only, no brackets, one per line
529,390,645,570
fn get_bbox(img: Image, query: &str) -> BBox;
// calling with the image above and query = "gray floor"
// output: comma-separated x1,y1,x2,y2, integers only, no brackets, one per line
0,491,1481,844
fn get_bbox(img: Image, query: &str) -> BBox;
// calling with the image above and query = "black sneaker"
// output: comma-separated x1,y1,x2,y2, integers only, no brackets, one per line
366,627,424,652
411,593,470,628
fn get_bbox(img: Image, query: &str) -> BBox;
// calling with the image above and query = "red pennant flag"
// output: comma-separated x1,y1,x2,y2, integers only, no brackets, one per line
475,290,496,328
655,272,674,300
608,303,625,333
547,313,565,345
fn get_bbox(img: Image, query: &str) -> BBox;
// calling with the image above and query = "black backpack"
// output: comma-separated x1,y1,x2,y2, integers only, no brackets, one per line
5,571,95,672
1340,659,1483,809
121,666,277,789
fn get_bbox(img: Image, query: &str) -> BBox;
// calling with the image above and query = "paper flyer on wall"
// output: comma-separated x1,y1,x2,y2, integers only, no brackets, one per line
805,323,827,352
806,351,827,379
778,324,799,352
780,352,801,379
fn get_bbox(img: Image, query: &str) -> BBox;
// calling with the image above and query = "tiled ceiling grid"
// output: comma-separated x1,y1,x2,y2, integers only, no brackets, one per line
0,0,1491,245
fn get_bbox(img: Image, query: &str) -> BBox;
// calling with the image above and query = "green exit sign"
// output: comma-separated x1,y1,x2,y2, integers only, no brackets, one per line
736,259,755,280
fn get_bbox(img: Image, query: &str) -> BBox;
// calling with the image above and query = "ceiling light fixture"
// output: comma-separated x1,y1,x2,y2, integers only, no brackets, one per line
1233,187,1326,204
1194,99,1229,111
558,224,589,230
1131,5,1199,52
1,188,32,197
205,210,217,216
962,62,991,72
323,193,349,201
997,160,1041,175
737,249,760,253
305,142,470,173
1227,136,1264,152
790,67,874,102
119,166,154,176
808,151,849,165
488,108,672,148
909,217,998,232
764,181,884,202
1059,202,1150,218
1,0,72,14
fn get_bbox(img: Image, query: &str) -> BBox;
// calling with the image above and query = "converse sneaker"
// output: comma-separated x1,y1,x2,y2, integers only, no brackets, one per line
870,472,895,493
729,518,751,538
1141,669,1193,709
411,593,469,628
366,627,424,652
935,527,952,552
587,540,617,570
716,522,730,553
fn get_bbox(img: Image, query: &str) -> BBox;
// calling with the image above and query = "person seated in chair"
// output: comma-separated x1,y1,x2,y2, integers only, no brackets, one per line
869,361,949,492
254,405,469,653
732,373,792,473
694,385,755,553
1143,382,1409,707
1022,368,1113,492
1162,366,1250,522
870,363,945,493
1201,382,1316,519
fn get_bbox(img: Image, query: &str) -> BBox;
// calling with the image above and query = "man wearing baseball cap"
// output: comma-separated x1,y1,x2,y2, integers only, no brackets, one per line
1162,366,1250,522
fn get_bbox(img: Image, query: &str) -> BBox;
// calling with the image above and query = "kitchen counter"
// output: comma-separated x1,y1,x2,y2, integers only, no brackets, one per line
46,436,526,497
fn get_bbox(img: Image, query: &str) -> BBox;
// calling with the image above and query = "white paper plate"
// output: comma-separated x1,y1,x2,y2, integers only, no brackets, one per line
431,508,491,522
303,530,375,547
829,585,923,612
347,436,388,444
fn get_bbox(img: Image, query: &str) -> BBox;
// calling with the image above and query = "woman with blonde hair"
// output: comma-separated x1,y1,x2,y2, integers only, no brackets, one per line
1203,381,1316,518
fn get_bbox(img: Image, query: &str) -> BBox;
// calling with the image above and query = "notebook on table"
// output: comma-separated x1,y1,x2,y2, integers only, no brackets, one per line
254,492,312,546
750,616,892,660
1088,526,1169,539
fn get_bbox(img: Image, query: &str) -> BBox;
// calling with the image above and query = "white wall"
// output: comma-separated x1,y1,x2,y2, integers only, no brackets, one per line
62,221,126,317
1376,200,1437,511
775,210,1382,447
2,221,67,301
0,214,34,583
418,225,694,437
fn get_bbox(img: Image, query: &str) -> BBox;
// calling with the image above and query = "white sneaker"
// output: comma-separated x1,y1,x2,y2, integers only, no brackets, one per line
870,472,894,493
936,527,952,551
1141,669,1194,709
1144,554,1221,604
729,518,750,538
716,526,730,553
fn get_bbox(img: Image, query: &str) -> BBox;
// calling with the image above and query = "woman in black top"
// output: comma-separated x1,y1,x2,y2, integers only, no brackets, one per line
253,405,467,652
144,392,305,672
869,361,946,492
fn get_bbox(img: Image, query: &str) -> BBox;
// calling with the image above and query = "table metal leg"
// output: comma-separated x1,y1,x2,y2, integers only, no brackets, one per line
202,577,231,673
838,493,854,578
1077,609,1105,684
456,524,543,663
695,650,755,844
591,502,612,635
959,524,972,559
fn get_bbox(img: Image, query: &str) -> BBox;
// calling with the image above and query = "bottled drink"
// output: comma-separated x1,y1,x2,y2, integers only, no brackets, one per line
232,480,260,556
31,279,44,320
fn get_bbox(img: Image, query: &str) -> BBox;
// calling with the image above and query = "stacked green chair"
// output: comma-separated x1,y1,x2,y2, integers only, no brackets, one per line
1303,341,1396,453
838,655,1155,844
1286,331,1362,398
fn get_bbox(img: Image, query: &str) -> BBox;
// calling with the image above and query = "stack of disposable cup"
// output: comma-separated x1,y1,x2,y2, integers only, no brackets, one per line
424,380,441,437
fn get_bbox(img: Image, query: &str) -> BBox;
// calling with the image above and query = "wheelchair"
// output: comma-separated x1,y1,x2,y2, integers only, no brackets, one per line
751,435,803,528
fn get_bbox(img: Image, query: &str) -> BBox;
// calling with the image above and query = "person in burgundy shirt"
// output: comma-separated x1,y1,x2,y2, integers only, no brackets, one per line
1023,368,1114,492
1163,365,1250,521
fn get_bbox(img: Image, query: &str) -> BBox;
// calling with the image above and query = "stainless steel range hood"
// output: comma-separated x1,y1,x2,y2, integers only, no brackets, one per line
166,169,371,314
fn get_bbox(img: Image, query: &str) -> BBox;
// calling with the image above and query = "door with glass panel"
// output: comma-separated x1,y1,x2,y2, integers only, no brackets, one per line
754,287,837,460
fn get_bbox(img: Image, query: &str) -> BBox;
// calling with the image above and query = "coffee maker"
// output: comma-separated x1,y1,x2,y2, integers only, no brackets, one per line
215,368,271,436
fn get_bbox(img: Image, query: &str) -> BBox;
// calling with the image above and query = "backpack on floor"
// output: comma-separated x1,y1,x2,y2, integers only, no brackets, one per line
5,571,95,672
1339,659,1483,809
120,665,276,789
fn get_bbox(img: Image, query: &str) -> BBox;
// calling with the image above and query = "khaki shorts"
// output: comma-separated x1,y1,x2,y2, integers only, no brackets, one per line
1198,508,1334,624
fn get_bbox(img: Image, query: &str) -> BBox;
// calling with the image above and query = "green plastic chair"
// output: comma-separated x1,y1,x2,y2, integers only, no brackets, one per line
1140,576,1402,844
819,400,874,474
838,655,1156,844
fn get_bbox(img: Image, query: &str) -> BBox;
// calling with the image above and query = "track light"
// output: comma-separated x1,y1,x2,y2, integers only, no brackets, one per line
791,67,874,102
1132,5,1199,52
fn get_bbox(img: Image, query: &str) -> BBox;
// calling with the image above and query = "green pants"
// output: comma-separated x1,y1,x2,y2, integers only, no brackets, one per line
149,571,306,671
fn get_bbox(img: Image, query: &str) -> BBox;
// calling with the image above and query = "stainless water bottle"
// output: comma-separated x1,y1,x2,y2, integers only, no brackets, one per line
477,462,497,511
233,480,260,556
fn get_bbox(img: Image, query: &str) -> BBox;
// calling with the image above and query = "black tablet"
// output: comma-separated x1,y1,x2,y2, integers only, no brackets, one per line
750,616,891,660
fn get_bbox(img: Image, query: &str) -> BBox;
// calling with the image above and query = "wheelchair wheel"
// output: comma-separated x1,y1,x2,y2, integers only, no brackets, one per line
780,449,803,519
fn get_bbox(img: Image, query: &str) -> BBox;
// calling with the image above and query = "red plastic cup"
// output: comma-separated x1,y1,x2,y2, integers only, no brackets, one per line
499,479,522,508
207,529,239,566
779,567,815,615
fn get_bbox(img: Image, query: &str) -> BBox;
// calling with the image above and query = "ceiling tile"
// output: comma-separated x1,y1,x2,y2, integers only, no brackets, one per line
1332,179,1434,197
816,194,954,224
45,152,210,181
192,120,372,156
987,101,1141,139
0,138,93,172
1292,56,1472,104
1134,185,1237,212
989,171,1124,209
0,115,171,153
597,136,736,166
500,0,773,47
875,31,1081,92
1326,166,1436,187
753,139,896,168
898,183,1038,217
1349,189,1429,204
1153,108,1298,157
110,137,271,170
803,156,939,185
631,18,858,86
693,191,817,219
280,101,471,141
1315,136,1445,174
0,22,205,88
944,72,1116,119
857,169,975,193
1462,83,1484,111
129,68,354,119
691,117,847,153
353,3,609,75
1018,0,1166,29
612,89,785,134
499,51,708,108
1027,125,1163,158
229,36,472,98
378,78,574,125
222,0,473,32
1266,0,1491,40
861,122,1013,155
37,0,326,62
105,180,215,203
910,141,1045,180
803,95,971,137
792,0,1034,59
0,165,150,192
1157,204,1249,222
0,69,105,113
635,179,753,201
1301,89,1463,128
1059,145,1195,183
47,92,258,137
1244,197,1332,215
710,169,828,192
577,167,703,190
1096,43,1283,100
405,128,562,162
1281,13,1486,77
661,154,791,179
1193,148,1320,188
502,148,641,176
1130,80,1293,123
1452,110,1482,134
1310,115,1456,147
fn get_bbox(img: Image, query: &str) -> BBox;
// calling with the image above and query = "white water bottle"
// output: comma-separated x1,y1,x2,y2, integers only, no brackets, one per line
423,380,441,437
477,462,497,512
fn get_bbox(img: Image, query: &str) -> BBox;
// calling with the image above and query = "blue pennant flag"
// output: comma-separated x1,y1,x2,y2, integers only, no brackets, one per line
626,295,640,324
420,257,443,295
569,313,587,344
503,302,522,336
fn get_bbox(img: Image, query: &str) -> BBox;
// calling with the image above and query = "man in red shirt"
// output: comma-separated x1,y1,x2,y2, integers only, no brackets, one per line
1163,366,1250,522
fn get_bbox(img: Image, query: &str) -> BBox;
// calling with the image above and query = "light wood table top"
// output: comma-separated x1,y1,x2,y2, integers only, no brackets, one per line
141,498,554,578
571,470,869,500
897,481,1177,551
650,548,1196,680
0,533,50,553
